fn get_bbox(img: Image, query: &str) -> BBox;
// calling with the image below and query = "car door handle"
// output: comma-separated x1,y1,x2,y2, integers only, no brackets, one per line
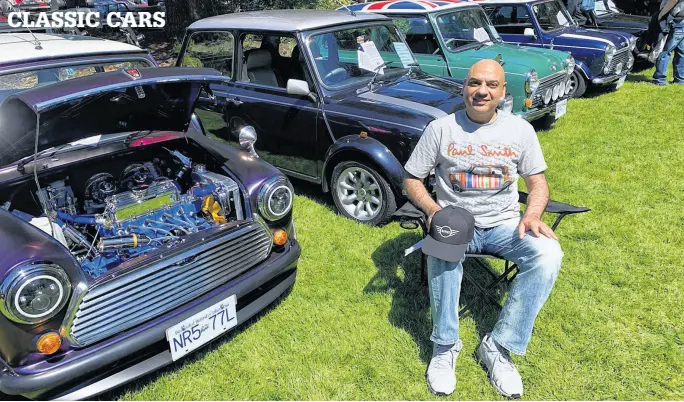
225,97,243,107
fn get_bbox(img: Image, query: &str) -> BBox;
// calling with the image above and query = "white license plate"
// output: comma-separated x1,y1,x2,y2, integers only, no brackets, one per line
555,99,567,119
166,295,238,361
616,76,626,89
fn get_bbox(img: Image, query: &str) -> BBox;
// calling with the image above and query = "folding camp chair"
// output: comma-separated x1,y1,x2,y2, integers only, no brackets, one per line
393,191,590,316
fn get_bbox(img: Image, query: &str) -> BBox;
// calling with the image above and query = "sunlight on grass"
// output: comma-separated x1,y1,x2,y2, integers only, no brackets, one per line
114,65,683,401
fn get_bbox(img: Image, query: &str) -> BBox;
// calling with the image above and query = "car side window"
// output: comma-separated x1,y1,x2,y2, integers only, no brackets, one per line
117,3,127,12
181,31,234,78
487,5,533,34
392,16,441,55
239,32,295,89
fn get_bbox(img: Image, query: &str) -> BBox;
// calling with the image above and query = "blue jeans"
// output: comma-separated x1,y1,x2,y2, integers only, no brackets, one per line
427,219,563,356
653,27,684,85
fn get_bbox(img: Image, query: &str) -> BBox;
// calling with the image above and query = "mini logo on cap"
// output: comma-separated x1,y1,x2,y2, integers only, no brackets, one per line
435,225,459,238
123,68,141,80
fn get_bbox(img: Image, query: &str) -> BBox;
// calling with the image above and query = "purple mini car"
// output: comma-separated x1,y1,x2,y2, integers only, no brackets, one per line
0,67,300,400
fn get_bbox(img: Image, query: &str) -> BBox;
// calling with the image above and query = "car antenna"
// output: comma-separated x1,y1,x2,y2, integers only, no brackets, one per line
7,2,43,49
340,4,356,16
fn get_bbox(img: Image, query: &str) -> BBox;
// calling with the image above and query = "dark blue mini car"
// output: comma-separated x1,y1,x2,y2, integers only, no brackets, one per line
481,0,636,97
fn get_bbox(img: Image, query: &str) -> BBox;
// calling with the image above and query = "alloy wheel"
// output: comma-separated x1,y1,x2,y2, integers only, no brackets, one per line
335,166,383,221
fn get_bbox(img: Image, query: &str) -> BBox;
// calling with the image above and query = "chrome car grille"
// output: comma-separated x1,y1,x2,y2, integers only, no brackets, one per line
606,48,631,74
66,222,272,346
532,72,567,108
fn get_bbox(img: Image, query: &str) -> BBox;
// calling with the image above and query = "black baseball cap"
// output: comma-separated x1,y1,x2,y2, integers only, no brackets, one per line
421,206,475,262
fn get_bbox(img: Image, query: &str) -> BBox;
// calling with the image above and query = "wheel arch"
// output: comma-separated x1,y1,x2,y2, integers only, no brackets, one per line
321,136,406,199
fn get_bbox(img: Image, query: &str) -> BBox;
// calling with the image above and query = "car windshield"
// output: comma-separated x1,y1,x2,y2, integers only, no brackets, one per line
594,0,619,15
0,60,152,104
532,0,574,31
306,24,417,88
434,8,501,52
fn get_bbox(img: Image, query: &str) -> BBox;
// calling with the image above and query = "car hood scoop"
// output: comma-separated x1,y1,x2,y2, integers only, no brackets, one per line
0,67,229,168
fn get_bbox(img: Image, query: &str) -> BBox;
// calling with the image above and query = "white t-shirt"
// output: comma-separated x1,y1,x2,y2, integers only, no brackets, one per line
405,110,547,228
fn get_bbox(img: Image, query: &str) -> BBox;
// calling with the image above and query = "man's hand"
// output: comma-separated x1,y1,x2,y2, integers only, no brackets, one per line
404,173,441,227
427,205,442,227
517,214,558,240
520,173,557,240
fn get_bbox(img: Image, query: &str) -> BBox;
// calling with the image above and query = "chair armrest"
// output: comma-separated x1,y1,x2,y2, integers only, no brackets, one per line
393,202,428,235
518,191,591,215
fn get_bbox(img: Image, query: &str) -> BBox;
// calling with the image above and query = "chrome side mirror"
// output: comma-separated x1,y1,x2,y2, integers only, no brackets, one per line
524,28,537,38
239,125,258,157
286,79,317,102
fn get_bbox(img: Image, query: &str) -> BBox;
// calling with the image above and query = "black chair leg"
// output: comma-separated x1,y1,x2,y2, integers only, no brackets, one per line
459,258,520,317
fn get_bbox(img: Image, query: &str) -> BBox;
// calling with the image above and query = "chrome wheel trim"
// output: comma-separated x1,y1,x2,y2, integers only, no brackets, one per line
335,166,383,221
568,72,578,96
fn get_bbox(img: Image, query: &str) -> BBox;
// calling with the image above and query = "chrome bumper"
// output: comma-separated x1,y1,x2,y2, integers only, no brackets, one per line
518,102,563,122
592,72,628,85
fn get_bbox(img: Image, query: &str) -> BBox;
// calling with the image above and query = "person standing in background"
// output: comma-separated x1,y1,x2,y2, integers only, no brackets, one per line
652,0,684,85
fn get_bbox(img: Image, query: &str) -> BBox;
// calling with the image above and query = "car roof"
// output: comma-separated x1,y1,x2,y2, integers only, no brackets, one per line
343,0,480,13
475,0,539,4
188,9,389,32
0,33,147,65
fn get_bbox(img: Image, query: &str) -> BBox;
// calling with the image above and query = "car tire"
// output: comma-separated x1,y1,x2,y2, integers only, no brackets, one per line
568,70,587,98
331,161,396,226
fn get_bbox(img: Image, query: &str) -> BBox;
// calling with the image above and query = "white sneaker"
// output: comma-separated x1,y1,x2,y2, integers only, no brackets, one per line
476,334,523,398
425,341,461,396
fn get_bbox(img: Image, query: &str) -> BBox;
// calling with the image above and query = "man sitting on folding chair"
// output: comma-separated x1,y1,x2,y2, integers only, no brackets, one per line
404,59,563,398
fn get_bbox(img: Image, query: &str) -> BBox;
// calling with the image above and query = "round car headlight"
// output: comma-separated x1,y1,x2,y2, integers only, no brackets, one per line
565,79,572,95
258,176,294,221
1,264,71,324
629,36,637,51
559,80,566,96
565,55,575,75
543,87,552,104
615,62,623,75
499,94,514,113
552,84,560,101
604,44,616,72
627,52,635,70
525,69,539,94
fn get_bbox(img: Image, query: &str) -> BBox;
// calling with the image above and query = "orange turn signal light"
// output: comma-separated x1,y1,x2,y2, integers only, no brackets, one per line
36,332,62,355
272,229,288,246
524,98,533,108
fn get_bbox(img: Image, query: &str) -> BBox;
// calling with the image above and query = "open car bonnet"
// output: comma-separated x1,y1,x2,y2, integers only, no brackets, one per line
0,67,229,168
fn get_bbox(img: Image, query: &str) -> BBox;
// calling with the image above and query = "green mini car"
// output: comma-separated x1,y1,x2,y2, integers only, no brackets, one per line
343,0,576,122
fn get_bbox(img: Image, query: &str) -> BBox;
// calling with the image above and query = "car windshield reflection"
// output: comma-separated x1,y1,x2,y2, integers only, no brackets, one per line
306,24,416,88
434,8,502,52
532,0,574,31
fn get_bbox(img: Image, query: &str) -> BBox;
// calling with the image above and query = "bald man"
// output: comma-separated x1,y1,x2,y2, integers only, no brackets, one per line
403,60,563,398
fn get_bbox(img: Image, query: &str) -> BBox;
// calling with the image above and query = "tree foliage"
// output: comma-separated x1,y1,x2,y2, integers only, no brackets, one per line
165,0,355,36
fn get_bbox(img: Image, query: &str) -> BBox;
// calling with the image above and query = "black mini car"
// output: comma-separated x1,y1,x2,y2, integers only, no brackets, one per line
176,10,466,226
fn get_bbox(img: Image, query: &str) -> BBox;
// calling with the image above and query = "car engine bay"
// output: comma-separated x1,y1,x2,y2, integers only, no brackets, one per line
2,145,245,279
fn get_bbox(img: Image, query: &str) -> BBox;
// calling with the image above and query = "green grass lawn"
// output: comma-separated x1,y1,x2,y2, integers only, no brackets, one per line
112,65,684,400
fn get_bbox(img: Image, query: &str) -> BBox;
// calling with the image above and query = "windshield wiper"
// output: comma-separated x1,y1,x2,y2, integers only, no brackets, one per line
16,143,74,173
367,61,394,91
404,62,421,77
124,130,153,145
473,40,493,51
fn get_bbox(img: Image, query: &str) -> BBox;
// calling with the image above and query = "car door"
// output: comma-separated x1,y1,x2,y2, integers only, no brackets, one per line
484,5,543,47
225,32,320,179
389,15,448,76
179,30,236,145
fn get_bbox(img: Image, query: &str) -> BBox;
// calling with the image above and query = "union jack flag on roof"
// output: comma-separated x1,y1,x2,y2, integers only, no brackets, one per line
342,0,481,12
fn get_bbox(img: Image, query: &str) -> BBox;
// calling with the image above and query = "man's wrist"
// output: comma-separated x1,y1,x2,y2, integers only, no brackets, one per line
524,211,542,220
